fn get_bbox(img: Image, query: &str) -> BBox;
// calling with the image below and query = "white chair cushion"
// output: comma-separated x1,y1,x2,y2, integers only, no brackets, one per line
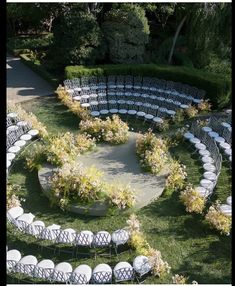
14,140,26,147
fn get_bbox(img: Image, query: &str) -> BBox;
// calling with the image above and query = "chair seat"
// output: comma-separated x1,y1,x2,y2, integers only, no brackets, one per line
90,111,100,117
7,249,22,264
195,186,211,198
7,160,11,168
145,114,154,120
20,134,32,141
183,132,194,139
189,137,200,144
199,149,210,156
7,152,16,161
114,261,133,281
166,110,176,116
75,230,93,246
8,146,21,153
221,122,231,128
203,163,216,172
73,96,81,101
193,98,203,104
100,109,109,115
128,110,137,115
92,263,112,284
17,213,35,225
201,156,214,164
202,126,212,132
136,111,146,117
28,129,39,136
81,103,90,108
118,109,128,114
111,229,129,246
109,109,118,114
27,220,45,236
219,204,232,216
93,231,111,247
17,121,28,127
153,117,163,123
14,140,26,147
224,148,232,156
219,142,231,149
208,131,219,138
7,125,19,132
7,206,24,220
180,104,189,109
195,143,206,150
7,112,18,119
133,255,151,276
214,136,225,143
72,264,92,283
200,179,214,189
203,171,217,181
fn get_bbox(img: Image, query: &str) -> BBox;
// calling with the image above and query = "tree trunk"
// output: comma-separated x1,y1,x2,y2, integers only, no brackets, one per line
168,15,187,64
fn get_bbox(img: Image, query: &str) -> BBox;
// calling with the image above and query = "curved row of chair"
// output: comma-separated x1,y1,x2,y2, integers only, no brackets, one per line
64,75,205,104
7,248,152,284
183,121,232,216
6,112,39,173
7,206,131,257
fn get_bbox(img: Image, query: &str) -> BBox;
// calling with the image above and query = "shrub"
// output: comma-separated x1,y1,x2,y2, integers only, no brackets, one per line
136,130,169,174
50,162,105,208
172,109,185,123
165,160,187,191
126,213,141,233
65,64,231,109
56,85,91,120
79,115,129,145
205,201,232,235
24,143,47,171
155,119,170,132
197,99,212,112
75,133,96,154
7,184,24,210
172,274,188,284
147,248,171,277
184,106,198,118
179,184,206,214
102,4,149,64
107,183,135,209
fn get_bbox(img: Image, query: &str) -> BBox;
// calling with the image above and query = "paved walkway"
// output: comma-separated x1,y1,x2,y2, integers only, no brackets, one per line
7,54,54,103
78,132,169,209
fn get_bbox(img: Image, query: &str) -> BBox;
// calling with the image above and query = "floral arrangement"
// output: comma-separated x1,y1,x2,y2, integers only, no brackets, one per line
126,214,171,277
80,115,129,144
184,106,198,118
50,162,105,208
172,274,188,284
173,109,185,123
155,119,170,132
7,102,48,138
47,132,79,166
56,85,91,120
136,130,169,174
107,183,135,209
165,160,187,191
205,201,231,235
24,143,47,171
7,184,25,210
147,248,171,277
179,184,206,214
198,99,212,112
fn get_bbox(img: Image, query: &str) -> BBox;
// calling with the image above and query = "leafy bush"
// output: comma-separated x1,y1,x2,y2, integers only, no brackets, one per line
205,201,231,235
197,99,212,112
24,143,47,171
106,183,135,209
136,130,169,174
147,248,171,277
179,184,206,214
7,184,24,210
102,4,149,64
65,64,231,109
165,160,187,191
172,274,188,284
79,115,129,144
184,105,198,118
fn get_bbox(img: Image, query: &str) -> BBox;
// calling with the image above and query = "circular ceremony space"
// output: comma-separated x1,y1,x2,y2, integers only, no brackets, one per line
6,2,232,284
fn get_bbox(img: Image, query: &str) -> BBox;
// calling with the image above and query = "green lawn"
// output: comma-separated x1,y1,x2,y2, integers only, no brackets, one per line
7,96,231,284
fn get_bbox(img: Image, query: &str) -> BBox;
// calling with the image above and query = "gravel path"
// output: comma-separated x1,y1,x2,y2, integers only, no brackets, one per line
78,132,168,208
7,54,54,103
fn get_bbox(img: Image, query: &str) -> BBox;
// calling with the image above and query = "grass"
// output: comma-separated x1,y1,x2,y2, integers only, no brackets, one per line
7,96,231,284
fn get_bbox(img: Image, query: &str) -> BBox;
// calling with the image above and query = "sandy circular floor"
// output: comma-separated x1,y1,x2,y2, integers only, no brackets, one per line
78,132,168,208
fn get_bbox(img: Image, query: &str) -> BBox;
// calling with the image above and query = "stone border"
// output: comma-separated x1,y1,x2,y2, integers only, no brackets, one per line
38,164,109,216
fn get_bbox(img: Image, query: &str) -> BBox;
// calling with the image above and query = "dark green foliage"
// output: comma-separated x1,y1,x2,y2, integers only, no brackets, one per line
65,64,231,109
102,4,150,64
49,8,106,68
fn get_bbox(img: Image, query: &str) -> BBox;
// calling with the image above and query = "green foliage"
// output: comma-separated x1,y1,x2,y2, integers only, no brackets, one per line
65,64,231,109
49,8,105,68
102,4,150,63
204,53,231,76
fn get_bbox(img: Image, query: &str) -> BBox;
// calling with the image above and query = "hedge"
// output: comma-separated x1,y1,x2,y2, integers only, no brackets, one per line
65,64,231,110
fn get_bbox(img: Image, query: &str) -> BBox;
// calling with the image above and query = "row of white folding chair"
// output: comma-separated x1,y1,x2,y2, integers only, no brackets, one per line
7,248,152,284
184,125,222,198
65,76,205,101
7,206,130,252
